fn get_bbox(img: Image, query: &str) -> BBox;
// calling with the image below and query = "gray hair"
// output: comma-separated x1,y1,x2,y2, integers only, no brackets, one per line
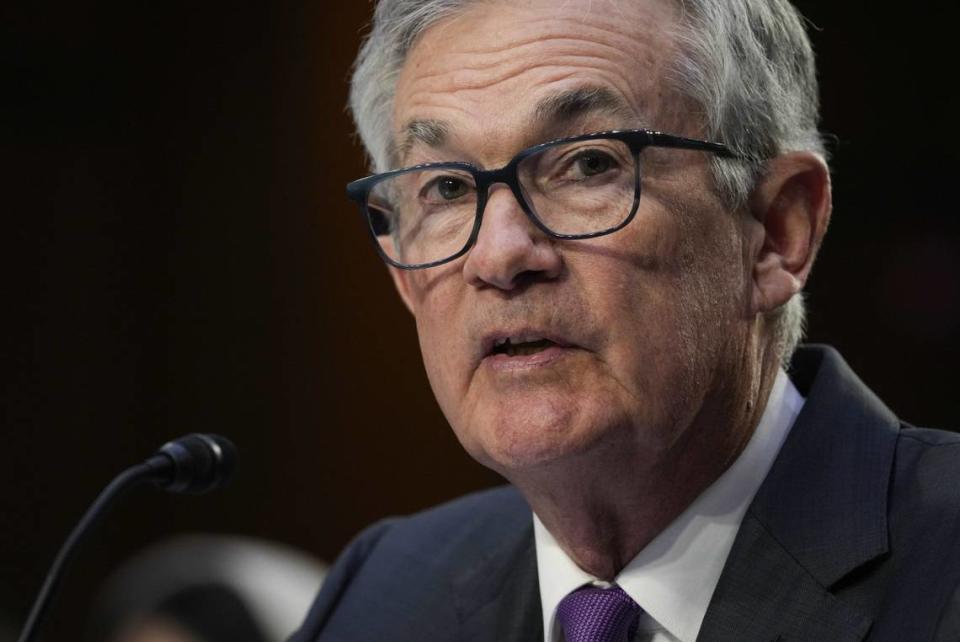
349,0,826,364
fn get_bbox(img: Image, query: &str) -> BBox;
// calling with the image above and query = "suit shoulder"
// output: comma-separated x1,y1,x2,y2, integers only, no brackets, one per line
891,424,960,532
321,485,530,584
383,485,531,557
896,424,960,494
898,424,960,448
290,486,532,640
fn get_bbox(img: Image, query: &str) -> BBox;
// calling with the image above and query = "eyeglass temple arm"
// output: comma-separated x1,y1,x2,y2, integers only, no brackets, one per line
644,132,747,159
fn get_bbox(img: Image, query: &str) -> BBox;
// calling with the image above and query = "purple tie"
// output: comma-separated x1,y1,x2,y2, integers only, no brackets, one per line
556,585,642,642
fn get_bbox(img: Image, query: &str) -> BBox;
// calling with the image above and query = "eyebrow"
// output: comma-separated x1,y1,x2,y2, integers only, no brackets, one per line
391,86,636,166
393,119,449,167
532,86,635,129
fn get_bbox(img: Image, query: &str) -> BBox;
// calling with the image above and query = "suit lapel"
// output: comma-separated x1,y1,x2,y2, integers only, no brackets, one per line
700,346,900,641
453,519,543,642
699,514,872,641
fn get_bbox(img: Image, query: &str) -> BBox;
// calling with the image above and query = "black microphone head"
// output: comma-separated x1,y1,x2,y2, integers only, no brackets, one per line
150,433,238,494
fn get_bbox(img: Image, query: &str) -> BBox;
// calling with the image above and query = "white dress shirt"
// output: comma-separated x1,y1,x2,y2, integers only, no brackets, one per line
534,368,805,642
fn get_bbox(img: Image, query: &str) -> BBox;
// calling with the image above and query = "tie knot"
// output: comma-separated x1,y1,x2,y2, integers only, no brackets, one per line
556,585,641,642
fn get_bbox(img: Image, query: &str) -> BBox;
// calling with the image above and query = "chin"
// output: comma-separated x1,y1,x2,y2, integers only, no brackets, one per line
458,397,621,475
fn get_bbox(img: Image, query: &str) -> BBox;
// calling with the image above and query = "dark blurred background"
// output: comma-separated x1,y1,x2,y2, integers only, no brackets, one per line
1,1,958,639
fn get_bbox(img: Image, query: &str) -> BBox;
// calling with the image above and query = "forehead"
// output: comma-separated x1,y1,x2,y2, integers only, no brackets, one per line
393,0,683,160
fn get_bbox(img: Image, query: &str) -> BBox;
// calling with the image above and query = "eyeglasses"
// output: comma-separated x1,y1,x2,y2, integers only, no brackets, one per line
346,129,740,270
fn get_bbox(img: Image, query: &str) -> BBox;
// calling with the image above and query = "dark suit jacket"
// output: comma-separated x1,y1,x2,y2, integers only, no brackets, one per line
291,346,960,641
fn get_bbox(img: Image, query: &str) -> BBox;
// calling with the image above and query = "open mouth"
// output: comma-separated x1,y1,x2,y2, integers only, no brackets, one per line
490,337,558,357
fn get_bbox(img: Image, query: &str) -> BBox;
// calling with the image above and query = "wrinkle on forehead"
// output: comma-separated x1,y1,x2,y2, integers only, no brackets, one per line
395,86,635,166
393,0,682,158
400,27,666,106
533,86,635,126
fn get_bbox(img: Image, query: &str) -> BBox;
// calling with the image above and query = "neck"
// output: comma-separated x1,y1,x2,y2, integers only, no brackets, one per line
511,345,782,580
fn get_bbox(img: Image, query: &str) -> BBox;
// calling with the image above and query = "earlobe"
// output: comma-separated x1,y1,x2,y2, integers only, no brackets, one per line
749,152,832,314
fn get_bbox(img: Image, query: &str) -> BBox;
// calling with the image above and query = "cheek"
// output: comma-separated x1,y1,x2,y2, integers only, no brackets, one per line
589,207,746,411
415,318,464,437
409,273,472,411
664,216,752,397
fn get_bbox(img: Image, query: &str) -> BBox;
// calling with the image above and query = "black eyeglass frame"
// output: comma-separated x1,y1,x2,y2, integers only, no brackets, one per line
345,129,740,270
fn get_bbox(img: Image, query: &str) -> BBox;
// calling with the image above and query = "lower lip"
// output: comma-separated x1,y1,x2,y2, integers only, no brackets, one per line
482,345,572,371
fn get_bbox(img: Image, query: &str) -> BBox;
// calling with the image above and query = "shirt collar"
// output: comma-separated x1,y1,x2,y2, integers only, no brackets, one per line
534,368,804,642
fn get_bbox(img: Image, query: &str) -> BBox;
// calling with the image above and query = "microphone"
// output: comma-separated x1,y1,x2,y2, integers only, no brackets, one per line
146,433,238,494
17,433,238,642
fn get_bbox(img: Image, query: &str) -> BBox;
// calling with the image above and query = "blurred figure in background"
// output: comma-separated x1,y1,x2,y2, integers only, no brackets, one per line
100,583,267,642
86,535,325,642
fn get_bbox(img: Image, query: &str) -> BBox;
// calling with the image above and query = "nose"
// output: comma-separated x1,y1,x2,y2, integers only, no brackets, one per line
462,185,563,290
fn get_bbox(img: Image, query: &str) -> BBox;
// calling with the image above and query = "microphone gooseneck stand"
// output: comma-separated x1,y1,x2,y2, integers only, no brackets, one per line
17,433,237,642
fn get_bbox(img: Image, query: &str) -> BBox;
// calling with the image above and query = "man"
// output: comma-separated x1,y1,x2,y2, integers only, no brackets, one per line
293,0,960,640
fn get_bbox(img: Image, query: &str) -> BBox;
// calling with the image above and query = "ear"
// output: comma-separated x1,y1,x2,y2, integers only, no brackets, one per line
748,151,832,315
387,264,417,315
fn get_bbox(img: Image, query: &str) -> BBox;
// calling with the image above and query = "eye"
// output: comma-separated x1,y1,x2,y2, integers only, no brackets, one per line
574,151,615,177
429,176,470,201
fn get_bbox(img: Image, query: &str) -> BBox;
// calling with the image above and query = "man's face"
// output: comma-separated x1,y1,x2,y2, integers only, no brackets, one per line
389,0,756,478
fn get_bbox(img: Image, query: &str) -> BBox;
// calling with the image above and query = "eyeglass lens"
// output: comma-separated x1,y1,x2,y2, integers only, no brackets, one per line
366,137,637,267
